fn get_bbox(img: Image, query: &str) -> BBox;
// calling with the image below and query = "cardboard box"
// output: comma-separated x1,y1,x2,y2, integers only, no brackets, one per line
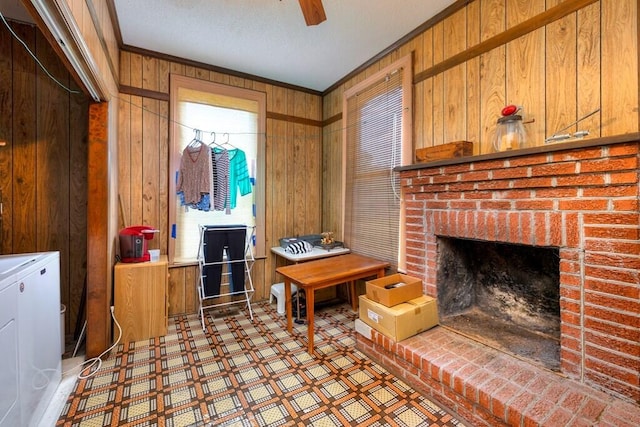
359,295,438,341
366,273,422,307
415,140,473,163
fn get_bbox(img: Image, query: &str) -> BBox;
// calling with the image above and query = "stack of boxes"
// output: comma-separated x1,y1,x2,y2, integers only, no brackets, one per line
358,274,439,341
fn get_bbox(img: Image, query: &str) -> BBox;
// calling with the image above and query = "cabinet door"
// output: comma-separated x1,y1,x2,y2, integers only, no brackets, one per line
114,260,167,343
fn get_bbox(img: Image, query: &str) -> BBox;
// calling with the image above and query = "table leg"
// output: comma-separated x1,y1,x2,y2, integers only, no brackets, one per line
349,280,357,311
285,278,292,333
306,286,315,354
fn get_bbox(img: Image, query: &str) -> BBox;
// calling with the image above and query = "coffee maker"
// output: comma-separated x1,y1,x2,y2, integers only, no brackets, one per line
119,226,158,263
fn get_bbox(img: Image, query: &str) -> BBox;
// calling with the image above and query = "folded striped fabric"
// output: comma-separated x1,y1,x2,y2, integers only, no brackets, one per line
285,240,313,254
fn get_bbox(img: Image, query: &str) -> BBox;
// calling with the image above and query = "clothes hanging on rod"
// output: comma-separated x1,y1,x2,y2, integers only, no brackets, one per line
212,149,229,211
177,129,252,212
213,147,252,210
177,131,213,207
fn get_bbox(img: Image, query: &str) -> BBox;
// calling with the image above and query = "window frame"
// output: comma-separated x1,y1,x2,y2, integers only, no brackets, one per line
168,74,266,265
341,55,412,272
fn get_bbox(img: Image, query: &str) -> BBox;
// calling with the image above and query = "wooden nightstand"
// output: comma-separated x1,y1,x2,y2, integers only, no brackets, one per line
114,256,168,343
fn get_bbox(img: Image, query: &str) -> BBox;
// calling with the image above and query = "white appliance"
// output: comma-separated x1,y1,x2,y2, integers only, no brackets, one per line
0,252,61,427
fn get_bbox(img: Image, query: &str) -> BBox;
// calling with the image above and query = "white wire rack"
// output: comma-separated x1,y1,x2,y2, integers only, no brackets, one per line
196,225,255,331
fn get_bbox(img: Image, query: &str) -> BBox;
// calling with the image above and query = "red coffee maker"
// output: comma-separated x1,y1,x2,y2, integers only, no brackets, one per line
119,226,158,263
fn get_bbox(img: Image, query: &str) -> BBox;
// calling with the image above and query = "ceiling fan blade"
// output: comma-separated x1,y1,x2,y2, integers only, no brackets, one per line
298,0,326,26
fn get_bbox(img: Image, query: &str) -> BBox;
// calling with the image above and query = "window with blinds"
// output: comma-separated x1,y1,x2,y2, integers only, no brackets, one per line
169,75,266,264
342,56,412,272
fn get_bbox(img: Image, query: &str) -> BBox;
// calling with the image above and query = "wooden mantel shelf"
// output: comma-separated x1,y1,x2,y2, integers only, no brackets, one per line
398,132,640,172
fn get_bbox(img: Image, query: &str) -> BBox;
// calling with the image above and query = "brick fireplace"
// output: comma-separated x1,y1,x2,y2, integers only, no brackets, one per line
356,135,639,425
436,238,561,371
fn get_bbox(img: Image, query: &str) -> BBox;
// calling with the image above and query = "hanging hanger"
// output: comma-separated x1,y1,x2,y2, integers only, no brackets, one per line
220,132,235,149
187,129,203,149
208,131,221,147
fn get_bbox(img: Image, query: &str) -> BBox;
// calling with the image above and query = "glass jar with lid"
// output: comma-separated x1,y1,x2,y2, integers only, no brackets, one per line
492,114,526,152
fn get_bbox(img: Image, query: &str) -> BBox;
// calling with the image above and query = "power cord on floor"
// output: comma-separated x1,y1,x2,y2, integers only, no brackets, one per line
62,306,122,380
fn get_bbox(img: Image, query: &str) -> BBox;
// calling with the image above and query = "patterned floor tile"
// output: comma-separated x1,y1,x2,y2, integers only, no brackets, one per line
57,301,467,427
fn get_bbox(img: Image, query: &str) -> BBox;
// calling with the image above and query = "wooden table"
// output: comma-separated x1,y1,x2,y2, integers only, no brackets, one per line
271,245,351,320
276,253,389,354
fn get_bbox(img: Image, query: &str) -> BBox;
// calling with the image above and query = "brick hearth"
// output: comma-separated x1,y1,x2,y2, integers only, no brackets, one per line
355,323,640,426
358,136,639,425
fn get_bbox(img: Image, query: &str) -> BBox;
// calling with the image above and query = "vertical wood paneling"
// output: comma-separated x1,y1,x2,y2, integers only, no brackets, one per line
264,117,276,288
12,24,37,252
192,68,206,82
129,94,143,222
466,0,482,152
444,63,467,142
413,79,424,152
118,52,132,227
479,0,506,154
444,8,468,58
270,92,288,258
481,0,506,41
304,94,321,232
141,56,159,232
120,51,131,86
167,266,185,316
292,91,306,232
420,29,434,149
444,9,467,143
158,100,169,254
229,76,244,88
0,23,12,253
158,60,170,93
130,53,143,87
601,0,638,135
117,93,131,227
142,97,159,229
184,264,197,313
546,1,577,139
413,32,425,153
170,61,185,77
292,121,305,231
506,1,545,145
321,115,343,238
577,2,601,137
432,22,445,146
68,91,88,338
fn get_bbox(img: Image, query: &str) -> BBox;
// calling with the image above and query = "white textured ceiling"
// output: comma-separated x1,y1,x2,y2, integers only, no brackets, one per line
112,0,456,92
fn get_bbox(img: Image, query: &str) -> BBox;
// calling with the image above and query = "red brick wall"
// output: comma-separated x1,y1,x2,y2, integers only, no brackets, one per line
400,141,640,402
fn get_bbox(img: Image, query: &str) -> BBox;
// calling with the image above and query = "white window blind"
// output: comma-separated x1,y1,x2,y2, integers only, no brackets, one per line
343,63,408,272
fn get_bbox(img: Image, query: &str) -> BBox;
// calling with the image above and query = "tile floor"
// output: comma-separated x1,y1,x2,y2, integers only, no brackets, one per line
53,301,468,426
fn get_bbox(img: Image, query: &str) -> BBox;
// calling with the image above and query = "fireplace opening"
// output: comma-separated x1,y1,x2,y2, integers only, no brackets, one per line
436,237,561,370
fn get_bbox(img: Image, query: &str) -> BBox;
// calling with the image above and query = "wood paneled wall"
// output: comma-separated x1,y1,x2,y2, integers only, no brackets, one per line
118,50,323,313
322,0,639,235
0,20,89,340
